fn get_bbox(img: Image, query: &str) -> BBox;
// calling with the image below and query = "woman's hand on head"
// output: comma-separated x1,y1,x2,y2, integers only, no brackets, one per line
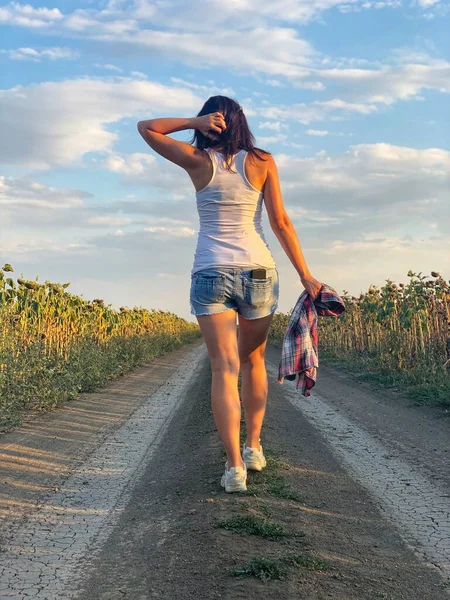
301,274,323,300
195,112,227,140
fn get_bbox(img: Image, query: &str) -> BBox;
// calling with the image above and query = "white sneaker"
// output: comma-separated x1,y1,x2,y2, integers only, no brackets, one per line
220,462,247,493
243,443,267,472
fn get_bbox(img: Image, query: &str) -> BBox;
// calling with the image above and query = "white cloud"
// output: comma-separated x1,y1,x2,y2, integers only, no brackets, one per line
103,152,155,176
260,98,378,125
283,141,308,149
102,152,190,192
258,121,287,131
0,3,63,28
0,4,319,79
1,46,79,61
287,205,352,223
0,0,380,36
304,233,450,307
7,142,447,241
339,0,401,11
0,176,98,246
0,77,203,168
93,62,123,72
158,0,362,26
0,175,89,209
0,2,448,112
144,225,195,238
0,239,95,255
170,77,236,99
0,174,201,242
306,129,329,136
416,0,440,6
256,133,289,145
292,80,326,91
326,235,421,253
87,216,132,227
264,79,284,87
277,143,450,194
0,74,380,170
273,143,450,240
316,98,378,113
103,27,317,79
390,45,438,65
320,61,450,104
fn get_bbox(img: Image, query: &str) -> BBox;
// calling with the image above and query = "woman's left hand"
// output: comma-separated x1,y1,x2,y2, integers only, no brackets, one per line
301,274,323,300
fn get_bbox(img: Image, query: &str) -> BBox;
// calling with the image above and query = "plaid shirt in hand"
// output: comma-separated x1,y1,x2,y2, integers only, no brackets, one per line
277,283,345,396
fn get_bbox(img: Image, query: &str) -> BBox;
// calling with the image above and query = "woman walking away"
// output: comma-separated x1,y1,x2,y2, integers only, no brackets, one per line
137,96,322,492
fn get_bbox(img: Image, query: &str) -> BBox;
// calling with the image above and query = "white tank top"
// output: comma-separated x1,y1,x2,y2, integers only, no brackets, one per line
191,148,277,276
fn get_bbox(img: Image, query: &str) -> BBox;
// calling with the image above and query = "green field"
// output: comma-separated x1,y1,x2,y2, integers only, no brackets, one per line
0,263,201,430
269,270,450,407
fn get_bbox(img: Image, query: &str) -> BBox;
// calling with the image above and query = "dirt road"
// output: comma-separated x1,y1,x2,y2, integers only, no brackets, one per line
0,338,449,599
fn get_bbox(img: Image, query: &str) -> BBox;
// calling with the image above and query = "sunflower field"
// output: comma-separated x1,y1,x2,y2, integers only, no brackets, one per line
269,270,450,407
0,264,201,430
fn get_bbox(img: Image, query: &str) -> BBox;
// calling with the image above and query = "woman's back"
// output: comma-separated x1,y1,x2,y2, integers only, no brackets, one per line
191,148,276,276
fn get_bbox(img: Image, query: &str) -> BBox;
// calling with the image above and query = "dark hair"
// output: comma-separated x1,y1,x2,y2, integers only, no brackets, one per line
188,95,271,173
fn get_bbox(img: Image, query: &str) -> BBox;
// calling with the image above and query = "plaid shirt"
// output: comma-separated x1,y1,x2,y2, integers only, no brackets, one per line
277,283,345,396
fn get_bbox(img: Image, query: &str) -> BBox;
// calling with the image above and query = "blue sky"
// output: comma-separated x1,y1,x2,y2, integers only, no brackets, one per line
0,0,449,321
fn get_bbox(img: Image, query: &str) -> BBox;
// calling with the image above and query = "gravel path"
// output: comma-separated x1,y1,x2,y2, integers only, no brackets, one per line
0,339,448,599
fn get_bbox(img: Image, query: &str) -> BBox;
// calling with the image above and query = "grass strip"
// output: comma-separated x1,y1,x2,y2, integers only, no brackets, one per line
282,553,330,571
217,514,289,541
232,556,287,581
232,553,331,581
247,472,304,503
266,475,303,502
266,454,290,470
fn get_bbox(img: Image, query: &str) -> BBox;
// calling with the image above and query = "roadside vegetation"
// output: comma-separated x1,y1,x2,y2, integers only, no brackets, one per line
0,264,201,430
231,553,330,581
218,513,291,541
269,270,450,407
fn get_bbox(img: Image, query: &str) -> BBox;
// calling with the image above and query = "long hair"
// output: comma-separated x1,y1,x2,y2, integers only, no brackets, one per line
188,95,271,173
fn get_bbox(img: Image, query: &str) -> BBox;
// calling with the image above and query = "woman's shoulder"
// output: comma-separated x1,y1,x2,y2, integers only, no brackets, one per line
246,147,272,163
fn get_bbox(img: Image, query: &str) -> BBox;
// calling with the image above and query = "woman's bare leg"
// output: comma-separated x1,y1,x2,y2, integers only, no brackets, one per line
196,310,243,468
237,312,274,450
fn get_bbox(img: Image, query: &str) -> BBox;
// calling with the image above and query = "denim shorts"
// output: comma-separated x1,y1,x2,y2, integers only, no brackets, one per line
190,266,279,320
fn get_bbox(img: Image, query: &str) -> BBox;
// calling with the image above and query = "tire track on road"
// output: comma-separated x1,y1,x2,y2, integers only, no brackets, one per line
0,344,208,600
266,358,450,585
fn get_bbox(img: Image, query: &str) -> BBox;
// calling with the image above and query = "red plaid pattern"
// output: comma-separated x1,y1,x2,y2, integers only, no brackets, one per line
277,283,345,396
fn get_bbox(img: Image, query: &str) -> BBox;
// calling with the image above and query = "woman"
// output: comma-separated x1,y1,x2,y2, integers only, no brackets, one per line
137,95,322,493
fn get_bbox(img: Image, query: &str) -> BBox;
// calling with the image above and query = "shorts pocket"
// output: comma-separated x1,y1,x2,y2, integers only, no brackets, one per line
243,276,273,308
193,273,227,305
